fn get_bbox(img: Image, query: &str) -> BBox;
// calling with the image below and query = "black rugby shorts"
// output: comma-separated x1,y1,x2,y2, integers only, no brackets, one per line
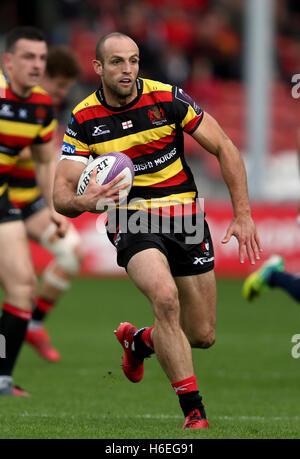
106,210,214,277
21,195,47,220
0,190,22,224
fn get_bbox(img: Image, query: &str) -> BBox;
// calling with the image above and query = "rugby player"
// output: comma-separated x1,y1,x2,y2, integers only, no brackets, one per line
243,129,300,304
0,27,68,396
8,46,82,362
242,254,300,302
53,33,262,429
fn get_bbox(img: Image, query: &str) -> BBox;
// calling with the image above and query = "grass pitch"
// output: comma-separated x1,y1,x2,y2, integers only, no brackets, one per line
0,277,299,439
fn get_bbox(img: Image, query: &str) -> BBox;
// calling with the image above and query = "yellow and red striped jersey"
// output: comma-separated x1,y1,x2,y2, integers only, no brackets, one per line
60,78,203,210
8,156,41,208
0,69,56,202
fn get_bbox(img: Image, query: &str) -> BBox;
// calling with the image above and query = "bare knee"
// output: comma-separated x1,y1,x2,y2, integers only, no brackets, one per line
4,271,37,309
153,286,180,325
188,328,216,349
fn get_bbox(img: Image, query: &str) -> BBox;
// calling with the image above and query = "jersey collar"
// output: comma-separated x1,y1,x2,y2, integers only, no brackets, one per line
96,78,143,112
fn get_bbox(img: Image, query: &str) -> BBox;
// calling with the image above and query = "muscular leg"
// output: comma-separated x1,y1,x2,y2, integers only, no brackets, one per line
0,220,37,388
175,270,217,349
268,271,300,302
127,248,193,382
24,206,83,361
25,206,83,307
0,220,37,309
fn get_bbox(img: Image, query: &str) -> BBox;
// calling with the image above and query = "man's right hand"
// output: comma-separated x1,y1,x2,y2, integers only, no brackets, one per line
77,167,130,213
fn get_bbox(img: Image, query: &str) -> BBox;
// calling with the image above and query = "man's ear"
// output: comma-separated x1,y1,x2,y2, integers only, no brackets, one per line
2,52,12,71
92,59,102,77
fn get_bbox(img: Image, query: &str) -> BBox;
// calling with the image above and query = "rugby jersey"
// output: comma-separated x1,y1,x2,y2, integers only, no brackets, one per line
0,69,56,204
8,155,41,208
60,78,203,211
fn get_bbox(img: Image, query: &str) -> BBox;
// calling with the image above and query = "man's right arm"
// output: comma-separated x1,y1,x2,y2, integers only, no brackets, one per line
53,159,128,218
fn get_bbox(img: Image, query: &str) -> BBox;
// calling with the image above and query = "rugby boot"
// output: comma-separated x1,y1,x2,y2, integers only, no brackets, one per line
182,409,210,429
114,322,144,383
243,255,284,301
0,383,30,397
26,326,60,362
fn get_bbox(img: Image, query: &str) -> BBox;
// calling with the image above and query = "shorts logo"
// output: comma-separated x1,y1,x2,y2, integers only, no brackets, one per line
62,142,76,154
193,256,214,265
201,239,210,256
114,230,121,247
8,208,21,215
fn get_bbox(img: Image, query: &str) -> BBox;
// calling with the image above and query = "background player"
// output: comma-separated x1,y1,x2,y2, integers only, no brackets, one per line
0,27,68,396
8,46,83,362
243,128,300,305
242,254,300,303
53,33,261,429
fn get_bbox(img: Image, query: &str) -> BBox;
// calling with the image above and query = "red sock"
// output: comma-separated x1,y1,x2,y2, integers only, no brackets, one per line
32,297,54,322
36,297,54,313
141,326,154,350
171,374,198,395
2,303,32,322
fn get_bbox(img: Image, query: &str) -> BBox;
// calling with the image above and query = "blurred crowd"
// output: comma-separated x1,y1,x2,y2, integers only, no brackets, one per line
0,0,300,163
1,0,300,89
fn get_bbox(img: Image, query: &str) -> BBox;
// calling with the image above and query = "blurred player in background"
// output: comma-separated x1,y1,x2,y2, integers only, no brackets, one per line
243,129,300,305
53,33,261,429
8,46,83,362
0,27,68,396
243,254,300,303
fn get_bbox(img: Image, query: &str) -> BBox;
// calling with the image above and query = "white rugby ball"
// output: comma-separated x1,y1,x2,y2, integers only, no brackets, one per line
77,152,134,212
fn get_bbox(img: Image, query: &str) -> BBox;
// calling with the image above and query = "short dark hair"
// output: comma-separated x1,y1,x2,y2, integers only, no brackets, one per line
5,26,46,52
46,46,81,80
95,32,134,63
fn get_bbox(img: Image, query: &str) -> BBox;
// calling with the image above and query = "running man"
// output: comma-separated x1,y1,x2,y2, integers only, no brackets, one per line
243,254,300,303
53,33,261,429
0,27,67,395
243,129,300,304
8,46,83,362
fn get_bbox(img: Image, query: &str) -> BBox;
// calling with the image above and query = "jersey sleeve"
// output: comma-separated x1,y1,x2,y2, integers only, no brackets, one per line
33,105,57,144
60,113,90,165
172,87,204,134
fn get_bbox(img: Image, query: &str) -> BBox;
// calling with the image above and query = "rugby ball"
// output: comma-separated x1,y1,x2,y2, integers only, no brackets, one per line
77,152,134,212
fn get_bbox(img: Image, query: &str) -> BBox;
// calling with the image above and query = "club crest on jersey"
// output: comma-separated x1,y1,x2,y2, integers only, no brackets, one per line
148,105,167,126
35,106,47,123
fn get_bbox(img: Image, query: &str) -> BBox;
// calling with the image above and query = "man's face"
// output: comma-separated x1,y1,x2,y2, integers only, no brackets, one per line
41,74,74,107
95,37,139,102
4,39,47,90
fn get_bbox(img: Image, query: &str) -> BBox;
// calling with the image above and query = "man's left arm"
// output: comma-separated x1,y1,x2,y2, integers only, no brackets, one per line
31,140,69,237
192,112,262,264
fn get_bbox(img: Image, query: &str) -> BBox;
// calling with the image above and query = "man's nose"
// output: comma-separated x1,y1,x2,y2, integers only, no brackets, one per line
122,61,132,73
33,57,44,68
